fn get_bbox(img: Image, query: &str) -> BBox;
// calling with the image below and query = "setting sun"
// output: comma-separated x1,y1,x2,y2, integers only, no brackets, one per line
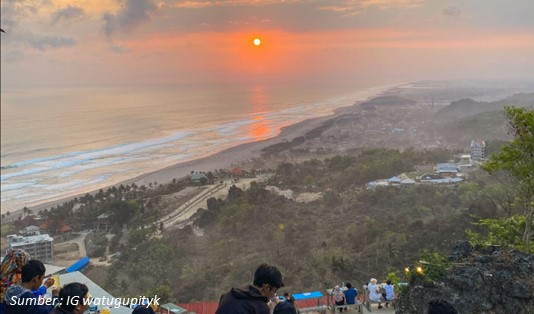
253,37,261,46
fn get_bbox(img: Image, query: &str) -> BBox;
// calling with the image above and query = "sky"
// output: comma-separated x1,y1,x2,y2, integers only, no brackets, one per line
1,0,534,88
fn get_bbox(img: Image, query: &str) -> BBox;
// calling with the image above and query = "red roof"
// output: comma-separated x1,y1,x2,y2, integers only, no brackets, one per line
57,224,72,233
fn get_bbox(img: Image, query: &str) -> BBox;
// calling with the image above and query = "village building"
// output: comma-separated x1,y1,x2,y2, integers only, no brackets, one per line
470,140,486,160
7,233,54,262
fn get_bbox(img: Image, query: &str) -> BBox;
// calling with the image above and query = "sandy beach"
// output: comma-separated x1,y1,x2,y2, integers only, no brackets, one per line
2,85,391,219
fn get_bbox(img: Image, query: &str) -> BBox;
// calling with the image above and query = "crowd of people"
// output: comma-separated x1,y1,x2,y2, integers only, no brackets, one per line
2,249,458,314
0,248,156,314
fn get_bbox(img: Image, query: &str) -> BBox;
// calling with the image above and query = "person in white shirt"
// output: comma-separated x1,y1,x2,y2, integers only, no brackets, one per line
367,278,384,309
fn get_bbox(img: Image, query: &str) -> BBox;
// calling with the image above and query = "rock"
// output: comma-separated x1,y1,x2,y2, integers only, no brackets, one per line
396,242,534,313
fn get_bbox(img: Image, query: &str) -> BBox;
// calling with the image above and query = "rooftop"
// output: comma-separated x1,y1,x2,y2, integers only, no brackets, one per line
7,233,53,246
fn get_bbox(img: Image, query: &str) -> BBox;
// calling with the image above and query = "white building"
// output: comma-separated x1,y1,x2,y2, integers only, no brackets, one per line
470,140,486,160
7,233,54,262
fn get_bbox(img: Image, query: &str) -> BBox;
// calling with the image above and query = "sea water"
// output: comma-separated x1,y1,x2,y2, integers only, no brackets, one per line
0,82,384,213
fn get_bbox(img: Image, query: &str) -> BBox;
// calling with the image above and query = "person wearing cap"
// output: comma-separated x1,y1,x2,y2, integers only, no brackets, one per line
3,260,59,314
215,263,284,314
49,282,90,314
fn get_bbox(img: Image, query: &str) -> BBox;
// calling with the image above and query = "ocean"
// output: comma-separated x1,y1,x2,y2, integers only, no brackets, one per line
0,82,385,214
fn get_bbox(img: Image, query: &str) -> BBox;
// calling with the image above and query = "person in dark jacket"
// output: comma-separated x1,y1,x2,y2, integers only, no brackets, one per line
273,299,297,314
49,283,90,314
3,260,58,314
215,263,284,314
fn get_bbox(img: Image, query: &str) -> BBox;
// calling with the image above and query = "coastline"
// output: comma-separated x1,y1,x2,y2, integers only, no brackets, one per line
2,84,395,218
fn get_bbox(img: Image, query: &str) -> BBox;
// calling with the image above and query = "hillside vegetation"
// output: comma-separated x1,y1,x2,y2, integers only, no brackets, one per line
94,149,508,303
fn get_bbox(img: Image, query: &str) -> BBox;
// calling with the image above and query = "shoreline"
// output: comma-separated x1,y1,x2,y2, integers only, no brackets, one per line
2,84,395,218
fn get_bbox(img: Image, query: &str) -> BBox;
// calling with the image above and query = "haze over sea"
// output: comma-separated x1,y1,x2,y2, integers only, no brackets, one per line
1,82,385,214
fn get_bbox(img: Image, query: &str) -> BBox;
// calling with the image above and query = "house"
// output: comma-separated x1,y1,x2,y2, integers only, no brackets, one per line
231,166,243,177
21,225,41,236
94,213,111,232
190,172,208,185
436,163,460,177
471,140,486,160
7,233,54,262
57,224,73,234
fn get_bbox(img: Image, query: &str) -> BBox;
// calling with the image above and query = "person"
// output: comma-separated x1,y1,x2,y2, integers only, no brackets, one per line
0,249,31,314
367,278,384,309
427,299,458,314
332,285,346,312
382,280,395,308
131,304,156,314
49,282,90,314
344,282,358,305
215,263,284,314
282,292,294,304
3,259,59,314
273,296,297,314
32,277,56,298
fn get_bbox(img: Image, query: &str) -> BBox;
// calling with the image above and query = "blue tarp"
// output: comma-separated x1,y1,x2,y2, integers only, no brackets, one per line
65,256,90,273
292,291,323,301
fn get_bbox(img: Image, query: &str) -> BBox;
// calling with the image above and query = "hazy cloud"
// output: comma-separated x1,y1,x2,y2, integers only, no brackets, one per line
24,33,77,51
443,6,461,18
0,0,51,29
51,5,86,25
102,0,159,37
109,44,132,54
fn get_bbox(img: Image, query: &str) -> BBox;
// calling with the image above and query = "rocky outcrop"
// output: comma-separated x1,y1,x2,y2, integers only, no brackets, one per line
396,242,534,314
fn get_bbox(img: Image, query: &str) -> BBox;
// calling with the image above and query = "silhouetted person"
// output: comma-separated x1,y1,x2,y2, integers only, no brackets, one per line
49,282,90,314
215,263,284,314
131,304,156,314
427,299,458,314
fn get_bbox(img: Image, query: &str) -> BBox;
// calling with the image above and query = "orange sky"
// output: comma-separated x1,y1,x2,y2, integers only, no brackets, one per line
2,0,534,87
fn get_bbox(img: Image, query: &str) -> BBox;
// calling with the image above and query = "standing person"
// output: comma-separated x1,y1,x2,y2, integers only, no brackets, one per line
332,285,346,312
367,278,384,309
0,249,31,304
215,263,284,314
382,280,395,308
49,283,90,314
344,282,358,306
3,260,59,314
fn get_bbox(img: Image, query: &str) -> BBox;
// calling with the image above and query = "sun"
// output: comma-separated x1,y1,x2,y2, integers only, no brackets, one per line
253,37,261,46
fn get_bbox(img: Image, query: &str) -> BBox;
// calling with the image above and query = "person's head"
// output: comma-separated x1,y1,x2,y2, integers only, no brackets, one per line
273,300,296,314
427,299,458,314
370,278,377,285
386,280,392,285
346,282,352,289
132,306,156,314
21,260,46,290
58,282,90,314
334,285,340,291
253,263,284,299
283,292,289,298
0,249,30,300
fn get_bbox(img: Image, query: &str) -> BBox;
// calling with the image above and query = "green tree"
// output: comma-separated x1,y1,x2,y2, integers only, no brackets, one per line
483,106,534,251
